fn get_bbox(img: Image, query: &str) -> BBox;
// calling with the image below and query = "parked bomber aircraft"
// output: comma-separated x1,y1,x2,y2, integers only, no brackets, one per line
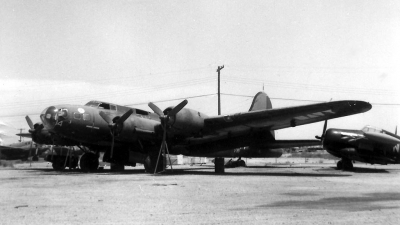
16,118,82,170
30,91,371,173
0,140,48,161
316,123,400,170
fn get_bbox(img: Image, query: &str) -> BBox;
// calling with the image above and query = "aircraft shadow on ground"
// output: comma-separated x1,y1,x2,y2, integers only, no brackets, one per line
315,166,390,173
21,167,351,177
348,167,390,173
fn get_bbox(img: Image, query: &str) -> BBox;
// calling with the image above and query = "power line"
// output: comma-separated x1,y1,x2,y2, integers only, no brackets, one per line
220,93,400,105
125,94,217,106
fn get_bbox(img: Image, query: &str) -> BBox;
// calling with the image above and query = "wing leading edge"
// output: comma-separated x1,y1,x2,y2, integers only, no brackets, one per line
204,99,371,133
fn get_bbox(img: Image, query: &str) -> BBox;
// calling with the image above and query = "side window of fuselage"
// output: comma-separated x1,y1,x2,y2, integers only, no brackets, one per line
82,113,91,121
73,112,91,121
73,112,82,120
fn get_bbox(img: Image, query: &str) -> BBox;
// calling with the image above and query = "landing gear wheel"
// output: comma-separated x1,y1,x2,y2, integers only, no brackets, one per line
238,160,247,167
343,159,354,171
80,153,99,172
336,160,343,170
110,163,125,172
144,155,164,173
215,157,225,173
52,157,65,171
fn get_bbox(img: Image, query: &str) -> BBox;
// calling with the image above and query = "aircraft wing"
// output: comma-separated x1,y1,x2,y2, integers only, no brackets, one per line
16,133,32,138
203,100,371,136
0,146,28,160
260,139,321,148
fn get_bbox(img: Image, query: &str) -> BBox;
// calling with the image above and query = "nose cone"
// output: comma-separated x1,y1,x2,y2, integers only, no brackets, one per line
40,106,58,130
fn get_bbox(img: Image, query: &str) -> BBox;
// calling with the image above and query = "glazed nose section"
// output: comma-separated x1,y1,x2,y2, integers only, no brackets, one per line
40,106,58,130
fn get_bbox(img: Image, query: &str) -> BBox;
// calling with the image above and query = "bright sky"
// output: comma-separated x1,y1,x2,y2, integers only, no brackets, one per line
1,0,400,144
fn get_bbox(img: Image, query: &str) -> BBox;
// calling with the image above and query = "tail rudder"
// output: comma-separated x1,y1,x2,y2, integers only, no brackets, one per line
248,92,272,112
249,92,275,139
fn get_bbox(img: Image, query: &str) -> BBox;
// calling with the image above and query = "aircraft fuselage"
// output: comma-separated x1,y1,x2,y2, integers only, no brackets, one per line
40,101,160,148
323,128,400,165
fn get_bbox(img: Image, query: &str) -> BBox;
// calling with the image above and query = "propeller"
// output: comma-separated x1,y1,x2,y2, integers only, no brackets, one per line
28,141,33,166
99,109,134,159
26,116,35,131
315,119,328,141
315,99,332,142
25,116,44,142
148,99,188,173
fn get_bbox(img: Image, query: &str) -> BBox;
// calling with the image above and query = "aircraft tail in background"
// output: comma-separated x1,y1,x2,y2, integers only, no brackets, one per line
248,92,272,112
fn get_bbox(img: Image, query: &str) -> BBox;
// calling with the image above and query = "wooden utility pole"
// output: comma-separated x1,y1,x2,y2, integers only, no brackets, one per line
18,128,25,142
217,65,224,115
215,65,225,174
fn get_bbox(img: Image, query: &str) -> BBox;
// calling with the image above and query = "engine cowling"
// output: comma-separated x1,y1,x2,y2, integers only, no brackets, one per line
166,108,208,137
31,123,53,145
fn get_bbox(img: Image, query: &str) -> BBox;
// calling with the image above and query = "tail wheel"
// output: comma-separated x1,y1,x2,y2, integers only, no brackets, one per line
80,153,99,172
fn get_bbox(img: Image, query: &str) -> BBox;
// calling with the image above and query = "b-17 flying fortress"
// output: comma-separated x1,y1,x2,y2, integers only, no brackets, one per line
2,91,379,173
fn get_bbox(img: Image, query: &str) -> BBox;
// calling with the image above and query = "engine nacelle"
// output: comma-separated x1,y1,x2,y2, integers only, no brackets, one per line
167,108,208,137
31,123,53,145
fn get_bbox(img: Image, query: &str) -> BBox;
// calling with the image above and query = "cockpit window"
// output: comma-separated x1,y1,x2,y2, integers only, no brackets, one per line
136,109,149,115
85,101,100,107
85,101,116,111
99,103,110,110
362,126,383,133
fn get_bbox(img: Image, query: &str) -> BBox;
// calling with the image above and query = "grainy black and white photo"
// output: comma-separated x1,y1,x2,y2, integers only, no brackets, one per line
1,1,399,224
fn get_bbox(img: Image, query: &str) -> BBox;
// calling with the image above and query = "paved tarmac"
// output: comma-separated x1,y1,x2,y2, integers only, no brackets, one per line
1,159,399,224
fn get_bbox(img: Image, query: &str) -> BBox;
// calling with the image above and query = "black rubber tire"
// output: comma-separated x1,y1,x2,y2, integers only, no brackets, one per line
52,157,65,171
80,153,99,172
144,155,164,173
336,160,343,170
110,163,125,172
238,160,246,167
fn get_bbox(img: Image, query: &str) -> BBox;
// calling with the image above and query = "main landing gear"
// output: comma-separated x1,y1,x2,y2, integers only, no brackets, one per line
225,158,247,168
214,157,247,173
47,155,78,171
80,153,99,172
143,155,165,173
337,158,353,171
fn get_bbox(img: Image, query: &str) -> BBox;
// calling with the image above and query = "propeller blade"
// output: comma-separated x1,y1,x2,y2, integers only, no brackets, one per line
148,102,164,117
115,109,133,127
322,120,328,136
29,141,33,167
99,111,113,125
396,126,397,135
316,120,328,140
25,116,34,130
110,131,115,158
167,99,188,117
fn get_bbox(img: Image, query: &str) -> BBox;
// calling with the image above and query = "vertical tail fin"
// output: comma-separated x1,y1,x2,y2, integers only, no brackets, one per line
248,92,272,111
249,92,275,139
